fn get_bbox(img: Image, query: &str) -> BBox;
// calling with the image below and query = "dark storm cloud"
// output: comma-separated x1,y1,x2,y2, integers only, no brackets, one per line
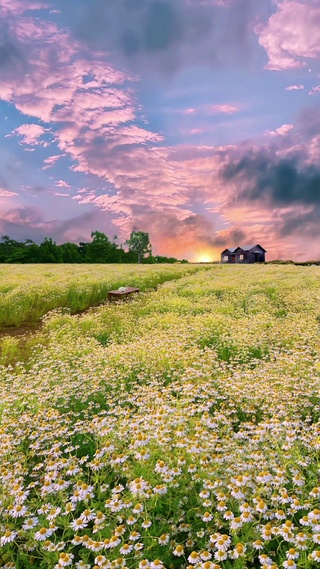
49,210,109,244
0,207,106,244
0,207,48,243
211,228,247,248
0,24,26,77
122,1,183,55
279,209,320,238
0,40,20,69
297,106,320,138
73,0,258,76
223,153,320,207
179,217,248,250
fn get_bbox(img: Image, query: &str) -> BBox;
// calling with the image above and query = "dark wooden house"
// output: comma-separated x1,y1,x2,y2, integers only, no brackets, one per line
221,244,266,264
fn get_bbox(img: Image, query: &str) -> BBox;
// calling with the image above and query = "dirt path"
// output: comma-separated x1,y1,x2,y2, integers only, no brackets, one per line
0,321,43,339
0,293,136,340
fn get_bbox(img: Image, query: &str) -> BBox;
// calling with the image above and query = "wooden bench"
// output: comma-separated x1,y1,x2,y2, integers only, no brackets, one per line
107,287,140,301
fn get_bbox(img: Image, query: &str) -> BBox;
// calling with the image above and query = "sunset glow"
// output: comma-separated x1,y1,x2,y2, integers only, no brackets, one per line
197,254,214,264
0,0,319,261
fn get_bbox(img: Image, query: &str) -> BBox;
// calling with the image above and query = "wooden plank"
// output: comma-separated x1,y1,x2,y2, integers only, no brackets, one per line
107,287,140,301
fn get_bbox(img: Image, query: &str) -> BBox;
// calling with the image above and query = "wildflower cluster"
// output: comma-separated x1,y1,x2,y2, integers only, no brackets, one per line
0,263,201,329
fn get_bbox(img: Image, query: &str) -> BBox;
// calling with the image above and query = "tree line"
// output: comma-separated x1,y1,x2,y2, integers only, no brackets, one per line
0,231,188,264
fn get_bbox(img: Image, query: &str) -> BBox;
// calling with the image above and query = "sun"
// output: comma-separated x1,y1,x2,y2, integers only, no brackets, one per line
197,254,212,263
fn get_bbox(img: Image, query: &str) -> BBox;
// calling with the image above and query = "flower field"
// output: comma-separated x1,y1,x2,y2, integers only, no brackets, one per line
0,264,320,569
0,264,202,328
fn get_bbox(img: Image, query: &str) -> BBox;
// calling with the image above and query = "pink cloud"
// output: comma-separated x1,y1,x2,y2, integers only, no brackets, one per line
266,123,294,136
208,104,239,114
0,0,49,15
0,205,111,245
182,108,197,115
285,84,304,91
55,180,71,188
255,1,320,70
111,126,163,145
309,85,320,95
0,2,214,247
0,189,19,197
42,155,66,170
0,10,130,126
281,134,320,167
10,123,50,146
0,12,151,185
53,89,135,129
189,128,207,135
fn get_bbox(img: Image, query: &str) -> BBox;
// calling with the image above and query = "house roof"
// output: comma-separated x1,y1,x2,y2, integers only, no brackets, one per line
237,244,257,251
240,244,266,252
221,244,267,254
221,247,236,253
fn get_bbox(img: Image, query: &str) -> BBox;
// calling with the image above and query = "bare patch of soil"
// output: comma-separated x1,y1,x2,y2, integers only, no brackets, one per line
0,322,43,339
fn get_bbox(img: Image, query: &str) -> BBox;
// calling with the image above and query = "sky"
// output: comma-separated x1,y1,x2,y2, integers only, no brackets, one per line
0,0,319,262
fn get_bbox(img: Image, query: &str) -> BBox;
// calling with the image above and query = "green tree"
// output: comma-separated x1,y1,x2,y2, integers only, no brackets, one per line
154,255,178,264
59,242,81,263
23,240,41,263
0,235,24,262
85,231,118,263
38,237,63,263
126,231,152,264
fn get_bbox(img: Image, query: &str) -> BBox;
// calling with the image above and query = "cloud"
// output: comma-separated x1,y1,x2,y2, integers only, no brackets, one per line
255,0,320,70
0,2,54,82
218,144,320,253
42,155,66,170
10,124,51,146
296,105,320,139
208,104,240,114
285,84,304,91
75,0,204,76
0,1,153,182
0,33,23,72
74,0,259,77
181,108,197,115
210,227,247,248
309,85,320,95
0,207,47,237
222,152,320,207
279,207,320,238
55,180,71,188
0,1,50,14
0,176,19,207
123,207,221,259
0,7,24,67
266,123,294,136
0,2,131,127
0,189,19,197
0,206,110,244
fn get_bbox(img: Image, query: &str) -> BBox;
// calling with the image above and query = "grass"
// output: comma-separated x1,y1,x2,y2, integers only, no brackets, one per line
0,263,208,328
